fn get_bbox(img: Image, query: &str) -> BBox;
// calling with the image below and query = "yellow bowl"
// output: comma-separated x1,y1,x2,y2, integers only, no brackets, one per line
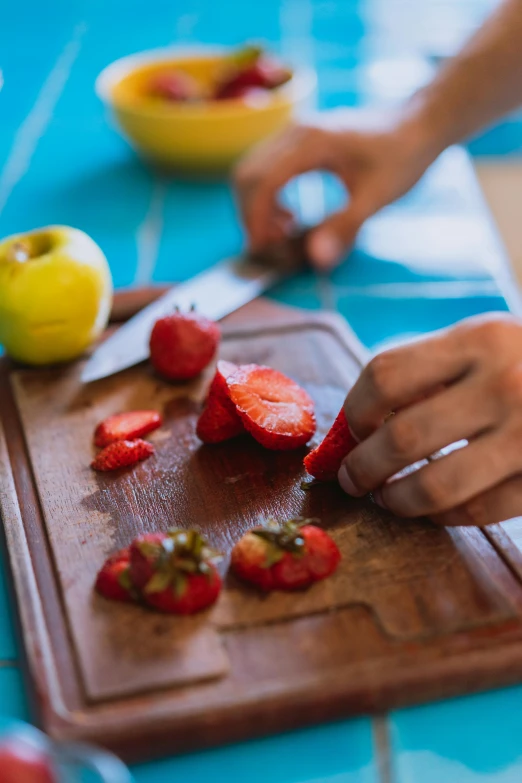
96,48,316,174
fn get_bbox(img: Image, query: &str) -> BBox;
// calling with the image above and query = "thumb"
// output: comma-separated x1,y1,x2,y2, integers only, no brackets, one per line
306,199,371,271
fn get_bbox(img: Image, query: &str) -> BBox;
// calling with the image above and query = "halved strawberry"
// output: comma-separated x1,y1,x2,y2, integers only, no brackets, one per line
231,518,341,591
94,410,162,448
130,529,223,615
196,360,245,444
225,364,316,450
91,439,154,471
95,548,135,603
304,409,357,481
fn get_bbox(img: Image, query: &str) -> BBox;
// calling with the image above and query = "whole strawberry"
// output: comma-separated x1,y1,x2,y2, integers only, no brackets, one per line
231,518,341,591
130,529,222,614
304,409,357,481
149,308,220,381
95,547,135,603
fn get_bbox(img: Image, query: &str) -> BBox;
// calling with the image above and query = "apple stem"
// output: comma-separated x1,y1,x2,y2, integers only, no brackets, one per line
7,241,31,263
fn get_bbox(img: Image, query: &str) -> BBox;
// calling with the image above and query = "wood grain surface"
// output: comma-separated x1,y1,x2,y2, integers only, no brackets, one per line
4,292,522,761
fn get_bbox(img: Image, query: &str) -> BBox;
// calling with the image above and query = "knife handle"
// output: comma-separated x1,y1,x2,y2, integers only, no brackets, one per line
250,229,311,274
110,285,170,322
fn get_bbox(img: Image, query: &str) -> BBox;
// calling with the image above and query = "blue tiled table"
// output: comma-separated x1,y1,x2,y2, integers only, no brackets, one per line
2,1,522,781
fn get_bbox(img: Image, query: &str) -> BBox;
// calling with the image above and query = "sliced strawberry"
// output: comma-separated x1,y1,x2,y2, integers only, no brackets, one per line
91,439,154,471
148,69,202,102
231,518,340,592
132,529,223,615
304,409,357,481
94,410,162,448
95,548,135,603
196,360,245,443
226,364,316,450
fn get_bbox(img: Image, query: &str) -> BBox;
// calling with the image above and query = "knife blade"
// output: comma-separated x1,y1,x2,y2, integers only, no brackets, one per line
81,234,309,384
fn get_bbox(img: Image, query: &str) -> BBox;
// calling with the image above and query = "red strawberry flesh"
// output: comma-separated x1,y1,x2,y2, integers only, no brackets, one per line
94,410,162,447
304,408,357,481
226,364,316,450
196,360,245,443
91,439,154,471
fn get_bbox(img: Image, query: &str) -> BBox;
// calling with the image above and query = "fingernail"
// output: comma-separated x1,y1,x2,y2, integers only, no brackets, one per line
338,464,360,496
309,231,343,269
373,488,387,509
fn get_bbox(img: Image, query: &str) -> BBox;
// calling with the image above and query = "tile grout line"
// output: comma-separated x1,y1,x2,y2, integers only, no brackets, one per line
373,714,395,783
134,179,166,287
0,20,87,218
0,660,19,669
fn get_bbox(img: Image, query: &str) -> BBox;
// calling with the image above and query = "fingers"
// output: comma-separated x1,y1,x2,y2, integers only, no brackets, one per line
306,200,371,271
376,429,519,518
433,475,522,526
234,126,330,251
339,377,497,497
344,329,472,441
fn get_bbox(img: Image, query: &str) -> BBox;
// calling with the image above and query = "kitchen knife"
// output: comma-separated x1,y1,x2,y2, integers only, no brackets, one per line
81,233,309,383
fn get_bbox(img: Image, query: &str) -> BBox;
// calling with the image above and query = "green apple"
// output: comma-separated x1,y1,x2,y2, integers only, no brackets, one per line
0,225,113,365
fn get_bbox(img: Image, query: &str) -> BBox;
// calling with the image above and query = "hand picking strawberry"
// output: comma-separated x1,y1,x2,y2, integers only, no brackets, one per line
149,308,220,381
231,518,341,591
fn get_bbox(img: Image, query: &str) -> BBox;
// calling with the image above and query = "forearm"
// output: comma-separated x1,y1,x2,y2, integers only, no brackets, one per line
401,0,522,157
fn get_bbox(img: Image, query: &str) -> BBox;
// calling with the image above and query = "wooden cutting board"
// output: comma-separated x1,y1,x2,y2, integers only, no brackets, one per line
3,290,522,763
